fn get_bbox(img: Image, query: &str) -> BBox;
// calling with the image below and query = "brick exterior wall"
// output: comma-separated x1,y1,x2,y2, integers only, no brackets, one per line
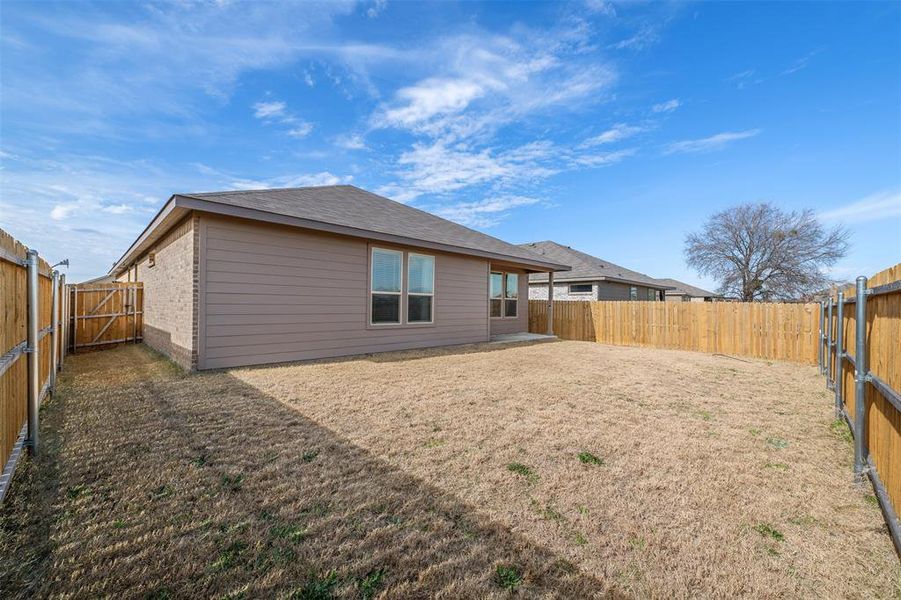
135,215,198,370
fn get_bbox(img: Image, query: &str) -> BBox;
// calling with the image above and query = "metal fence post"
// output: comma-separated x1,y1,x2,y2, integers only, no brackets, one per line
853,276,867,478
834,291,844,417
25,249,40,455
818,300,825,374
826,297,833,388
59,275,67,366
50,270,59,390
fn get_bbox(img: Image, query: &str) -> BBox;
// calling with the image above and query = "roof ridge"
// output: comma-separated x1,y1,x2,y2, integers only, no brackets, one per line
181,184,356,197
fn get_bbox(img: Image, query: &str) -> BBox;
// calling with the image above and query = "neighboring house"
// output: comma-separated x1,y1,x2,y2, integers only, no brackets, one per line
110,185,569,370
77,274,115,285
655,278,722,302
520,241,671,301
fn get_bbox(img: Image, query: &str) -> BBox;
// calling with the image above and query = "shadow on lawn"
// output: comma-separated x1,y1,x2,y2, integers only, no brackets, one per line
0,344,618,599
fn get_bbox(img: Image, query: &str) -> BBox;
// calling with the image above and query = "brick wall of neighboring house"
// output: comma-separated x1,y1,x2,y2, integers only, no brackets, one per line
134,214,199,370
530,281,663,301
529,282,599,301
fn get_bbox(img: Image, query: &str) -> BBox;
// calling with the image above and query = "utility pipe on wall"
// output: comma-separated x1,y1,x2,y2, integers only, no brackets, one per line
50,270,59,391
853,276,867,478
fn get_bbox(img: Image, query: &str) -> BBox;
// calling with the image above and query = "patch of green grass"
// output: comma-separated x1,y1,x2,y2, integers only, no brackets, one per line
270,524,307,543
864,494,879,507
191,454,209,467
146,587,172,600
766,437,789,449
302,449,320,463
697,410,713,421
573,532,588,546
536,502,566,523
507,462,538,483
788,514,818,527
764,461,789,471
494,565,523,591
221,473,244,491
211,540,248,572
578,451,604,466
150,484,174,500
67,484,89,499
358,568,387,600
829,419,853,443
753,523,785,542
424,438,445,448
577,505,589,515
113,519,127,529
291,571,339,600
628,535,646,550
748,427,762,436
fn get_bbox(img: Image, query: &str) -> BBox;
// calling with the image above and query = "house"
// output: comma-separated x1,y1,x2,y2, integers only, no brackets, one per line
519,241,671,301
110,185,569,370
655,278,721,302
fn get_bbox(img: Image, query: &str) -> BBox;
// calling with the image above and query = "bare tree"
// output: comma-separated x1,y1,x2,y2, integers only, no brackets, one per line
685,203,850,301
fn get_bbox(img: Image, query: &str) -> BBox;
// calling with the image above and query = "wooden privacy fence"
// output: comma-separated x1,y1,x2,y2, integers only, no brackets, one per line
821,263,900,554
529,300,819,364
69,282,143,351
1,228,66,502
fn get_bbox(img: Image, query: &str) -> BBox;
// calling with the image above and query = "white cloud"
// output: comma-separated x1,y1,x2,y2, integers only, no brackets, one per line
50,203,78,220
287,123,314,138
367,0,387,18
377,78,485,131
253,101,288,120
101,203,133,215
571,148,637,167
584,0,616,16
664,129,761,154
335,134,366,150
580,123,644,147
782,49,821,76
818,190,901,224
230,171,352,190
611,27,659,51
431,195,541,227
651,99,680,113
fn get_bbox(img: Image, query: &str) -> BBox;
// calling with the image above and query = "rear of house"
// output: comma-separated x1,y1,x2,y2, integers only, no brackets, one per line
521,241,671,302
655,278,722,302
112,186,567,370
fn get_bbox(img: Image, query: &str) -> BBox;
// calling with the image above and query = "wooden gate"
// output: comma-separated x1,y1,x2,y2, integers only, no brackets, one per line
68,282,143,351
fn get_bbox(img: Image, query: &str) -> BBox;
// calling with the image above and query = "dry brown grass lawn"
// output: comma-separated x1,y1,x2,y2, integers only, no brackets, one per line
1,341,898,598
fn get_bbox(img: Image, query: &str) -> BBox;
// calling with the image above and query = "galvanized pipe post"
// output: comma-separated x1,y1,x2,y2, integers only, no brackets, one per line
59,275,67,366
834,292,844,417
25,249,40,455
50,270,60,390
818,301,825,374
826,296,833,388
853,276,868,479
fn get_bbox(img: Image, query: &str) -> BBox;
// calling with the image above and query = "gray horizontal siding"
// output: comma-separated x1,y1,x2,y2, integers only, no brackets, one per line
199,215,490,369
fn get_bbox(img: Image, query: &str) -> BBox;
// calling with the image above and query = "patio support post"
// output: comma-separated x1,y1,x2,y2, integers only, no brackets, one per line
826,296,833,388
546,271,554,336
853,276,867,479
834,292,844,418
50,270,59,390
25,249,40,455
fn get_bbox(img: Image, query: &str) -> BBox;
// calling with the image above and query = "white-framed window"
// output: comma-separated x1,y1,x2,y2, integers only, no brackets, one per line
489,271,519,318
569,283,592,294
370,248,403,324
505,273,518,317
489,272,503,318
629,286,638,300
407,253,434,323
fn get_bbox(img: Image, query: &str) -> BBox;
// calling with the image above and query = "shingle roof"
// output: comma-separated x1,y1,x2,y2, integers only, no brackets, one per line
519,241,670,289
655,278,719,298
175,185,566,270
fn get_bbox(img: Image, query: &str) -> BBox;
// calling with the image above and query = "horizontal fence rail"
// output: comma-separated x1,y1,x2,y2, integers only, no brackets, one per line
529,299,819,364
821,263,901,555
1,227,64,502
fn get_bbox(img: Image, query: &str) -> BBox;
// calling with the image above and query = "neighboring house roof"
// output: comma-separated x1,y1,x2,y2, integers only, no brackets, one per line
110,185,570,275
78,273,115,285
519,241,672,290
655,278,720,298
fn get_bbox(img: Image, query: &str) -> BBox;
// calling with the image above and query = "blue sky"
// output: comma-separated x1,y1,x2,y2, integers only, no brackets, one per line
1,0,899,285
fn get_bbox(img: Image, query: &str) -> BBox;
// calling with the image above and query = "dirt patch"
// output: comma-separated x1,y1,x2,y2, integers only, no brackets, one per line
1,341,898,598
